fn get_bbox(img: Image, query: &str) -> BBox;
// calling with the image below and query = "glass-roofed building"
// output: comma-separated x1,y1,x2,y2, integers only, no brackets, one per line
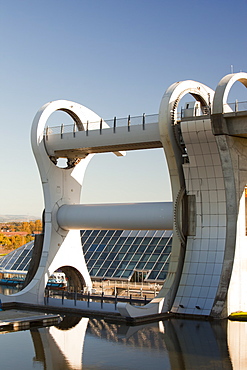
0,229,172,283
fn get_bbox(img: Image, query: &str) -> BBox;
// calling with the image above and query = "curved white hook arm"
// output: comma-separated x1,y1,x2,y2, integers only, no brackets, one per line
212,72,247,114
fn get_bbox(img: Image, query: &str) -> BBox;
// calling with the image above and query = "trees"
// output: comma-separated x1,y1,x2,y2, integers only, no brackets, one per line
0,219,42,252
0,233,12,249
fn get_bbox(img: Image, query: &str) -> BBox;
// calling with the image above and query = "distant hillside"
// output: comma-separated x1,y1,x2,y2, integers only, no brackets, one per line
0,215,39,222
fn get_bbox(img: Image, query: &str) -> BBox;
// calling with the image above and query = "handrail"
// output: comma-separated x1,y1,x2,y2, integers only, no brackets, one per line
43,100,247,138
223,100,247,113
44,113,159,138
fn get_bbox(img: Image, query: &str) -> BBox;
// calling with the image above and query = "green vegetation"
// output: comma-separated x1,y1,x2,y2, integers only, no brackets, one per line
0,220,42,251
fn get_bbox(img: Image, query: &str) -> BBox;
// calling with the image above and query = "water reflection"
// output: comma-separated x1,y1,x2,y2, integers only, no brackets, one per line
228,321,247,370
2,313,247,369
31,317,233,369
31,316,88,369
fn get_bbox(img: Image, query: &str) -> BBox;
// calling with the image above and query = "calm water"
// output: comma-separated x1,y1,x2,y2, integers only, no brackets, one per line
0,312,245,369
0,284,245,369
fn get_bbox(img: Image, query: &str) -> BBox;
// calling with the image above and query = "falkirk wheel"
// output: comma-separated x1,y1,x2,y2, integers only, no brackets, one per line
0,72,247,319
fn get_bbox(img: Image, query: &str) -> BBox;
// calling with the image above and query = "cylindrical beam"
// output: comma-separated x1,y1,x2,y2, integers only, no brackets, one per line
57,202,173,230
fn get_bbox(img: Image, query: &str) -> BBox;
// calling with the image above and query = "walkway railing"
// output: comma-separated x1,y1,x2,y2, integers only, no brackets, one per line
224,100,247,112
44,290,151,310
180,105,211,119
43,101,247,139
44,113,159,138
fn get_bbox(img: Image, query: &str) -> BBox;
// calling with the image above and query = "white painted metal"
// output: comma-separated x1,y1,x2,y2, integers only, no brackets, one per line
118,80,216,318
57,202,173,230
45,122,161,157
0,73,246,321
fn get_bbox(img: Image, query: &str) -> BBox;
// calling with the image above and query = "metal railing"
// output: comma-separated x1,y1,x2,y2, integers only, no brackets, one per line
180,105,211,120
44,289,151,309
44,113,159,138
224,100,247,112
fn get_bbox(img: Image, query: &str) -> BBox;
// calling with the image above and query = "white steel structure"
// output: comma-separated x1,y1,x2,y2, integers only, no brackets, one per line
0,72,247,320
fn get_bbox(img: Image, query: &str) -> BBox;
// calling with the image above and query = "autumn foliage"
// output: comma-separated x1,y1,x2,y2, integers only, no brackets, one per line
0,220,42,251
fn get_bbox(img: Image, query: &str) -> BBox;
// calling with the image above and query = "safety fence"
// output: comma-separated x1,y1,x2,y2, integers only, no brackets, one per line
44,113,159,138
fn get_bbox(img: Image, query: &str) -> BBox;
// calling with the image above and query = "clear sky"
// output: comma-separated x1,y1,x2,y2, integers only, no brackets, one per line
0,0,246,218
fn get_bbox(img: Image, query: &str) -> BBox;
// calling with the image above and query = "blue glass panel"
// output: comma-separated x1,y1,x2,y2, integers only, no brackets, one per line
121,270,132,278
96,244,105,252
101,260,112,268
20,249,29,257
149,255,159,262
98,230,107,237
127,262,136,270
89,230,98,237
125,253,132,260
141,255,149,262
114,230,123,237
157,271,167,280
149,237,160,246
136,262,146,269
91,268,99,275
110,260,120,268
144,262,154,269
112,270,122,277
145,246,154,254
158,254,170,263
93,261,102,268
128,245,137,254
87,237,96,244
147,271,159,280
107,252,116,260
22,257,30,264
124,238,135,245
96,268,107,276
111,244,122,253
157,237,169,245
101,237,111,244
85,251,93,259
87,259,95,267
106,230,115,237
117,237,126,244
119,245,129,253
94,237,103,244
153,262,164,270
106,241,115,247
92,251,101,259
166,246,172,253
130,237,139,244
117,263,128,271
130,254,142,262
105,268,115,276
153,245,165,254
135,244,147,253
116,253,125,260
18,264,26,270
140,238,151,246
100,252,108,259
163,263,170,271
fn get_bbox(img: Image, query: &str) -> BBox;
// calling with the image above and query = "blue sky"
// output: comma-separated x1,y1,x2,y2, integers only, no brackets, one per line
0,0,246,218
